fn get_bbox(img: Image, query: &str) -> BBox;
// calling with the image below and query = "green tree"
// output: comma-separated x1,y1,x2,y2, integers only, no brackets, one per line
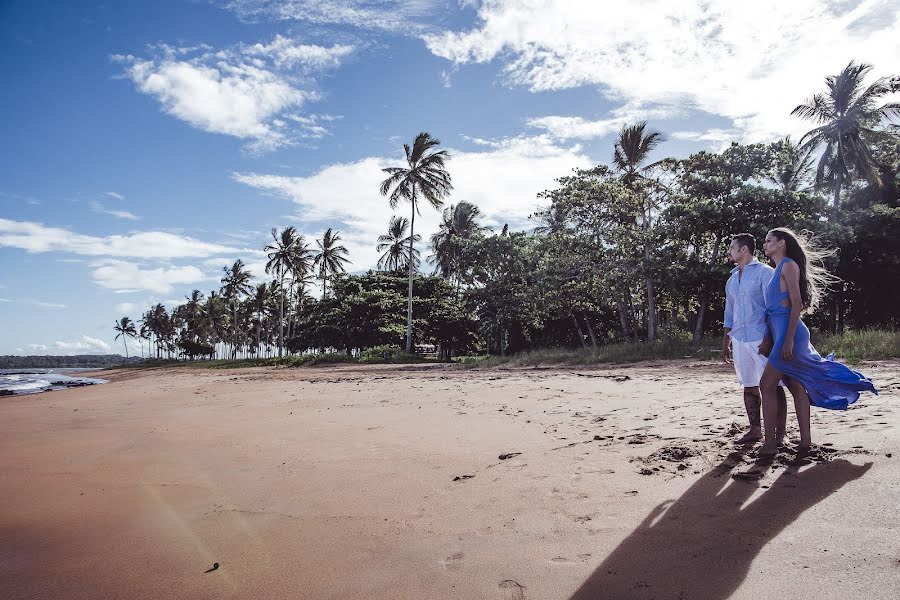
792,61,900,208
221,259,254,359
613,122,667,341
379,132,453,352
430,200,488,285
314,227,350,297
265,227,301,358
113,316,136,358
377,216,420,271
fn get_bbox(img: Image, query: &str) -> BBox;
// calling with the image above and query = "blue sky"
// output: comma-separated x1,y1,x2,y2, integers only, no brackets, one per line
1,0,898,355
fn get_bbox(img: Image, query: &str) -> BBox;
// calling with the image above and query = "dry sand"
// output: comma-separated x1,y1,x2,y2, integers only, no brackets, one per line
1,360,898,600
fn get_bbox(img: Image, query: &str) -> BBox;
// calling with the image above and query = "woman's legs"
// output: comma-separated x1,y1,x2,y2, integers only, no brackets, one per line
759,363,784,455
783,375,812,448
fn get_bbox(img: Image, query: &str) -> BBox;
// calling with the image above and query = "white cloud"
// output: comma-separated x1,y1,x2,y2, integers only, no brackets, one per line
233,134,592,271
53,335,112,354
27,343,48,352
527,103,686,140
0,218,241,259
105,191,125,200
425,0,900,142
115,35,352,152
89,201,141,221
33,301,67,309
92,260,208,294
222,0,441,33
115,301,138,314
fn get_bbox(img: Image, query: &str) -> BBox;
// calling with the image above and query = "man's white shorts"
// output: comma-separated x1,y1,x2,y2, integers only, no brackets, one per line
731,338,769,387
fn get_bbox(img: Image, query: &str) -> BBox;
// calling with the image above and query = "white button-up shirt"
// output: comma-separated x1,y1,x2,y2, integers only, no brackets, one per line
724,258,774,343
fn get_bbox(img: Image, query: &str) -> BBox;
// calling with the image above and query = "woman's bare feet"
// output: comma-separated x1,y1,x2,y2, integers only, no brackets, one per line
736,429,762,444
758,442,779,457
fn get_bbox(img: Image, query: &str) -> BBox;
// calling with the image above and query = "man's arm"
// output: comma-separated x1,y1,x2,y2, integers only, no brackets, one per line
722,281,734,363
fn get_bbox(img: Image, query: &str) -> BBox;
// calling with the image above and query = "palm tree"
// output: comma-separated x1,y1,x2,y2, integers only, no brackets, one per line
250,282,270,355
265,227,300,358
531,204,569,236
792,61,900,208
613,122,665,341
613,122,666,187
313,227,350,297
113,316,136,358
379,132,453,352
221,259,254,359
770,136,816,193
377,216,421,271
430,200,487,283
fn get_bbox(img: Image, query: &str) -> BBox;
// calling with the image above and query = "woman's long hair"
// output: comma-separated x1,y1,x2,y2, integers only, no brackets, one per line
769,227,837,312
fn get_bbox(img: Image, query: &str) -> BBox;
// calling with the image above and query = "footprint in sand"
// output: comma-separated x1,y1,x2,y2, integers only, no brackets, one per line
442,552,464,571
499,579,527,599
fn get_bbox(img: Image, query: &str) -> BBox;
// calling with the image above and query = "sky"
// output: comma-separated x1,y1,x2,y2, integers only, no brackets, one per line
1,0,898,356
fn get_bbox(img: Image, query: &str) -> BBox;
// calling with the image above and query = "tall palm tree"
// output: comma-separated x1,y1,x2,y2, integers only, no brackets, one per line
113,316,136,358
221,259,254,359
613,122,665,342
265,227,300,358
792,61,900,208
250,282,270,355
377,215,421,271
379,132,453,352
613,122,666,187
430,200,487,283
313,227,350,297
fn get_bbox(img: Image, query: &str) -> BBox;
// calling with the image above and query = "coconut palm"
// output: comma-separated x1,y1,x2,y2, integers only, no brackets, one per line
265,227,300,358
430,200,487,283
113,316,136,358
221,259,254,359
379,132,453,352
770,136,816,193
792,61,900,208
531,204,569,236
613,122,665,342
377,216,421,271
313,227,350,297
613,122,666,187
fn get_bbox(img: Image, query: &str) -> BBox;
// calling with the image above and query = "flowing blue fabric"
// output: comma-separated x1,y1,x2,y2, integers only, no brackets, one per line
764,258,877,410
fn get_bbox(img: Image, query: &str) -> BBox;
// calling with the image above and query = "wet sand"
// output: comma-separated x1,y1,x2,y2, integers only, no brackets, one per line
1,361,898,599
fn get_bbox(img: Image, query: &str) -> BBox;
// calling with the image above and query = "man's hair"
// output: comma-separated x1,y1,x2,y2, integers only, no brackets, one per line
732,233,755,254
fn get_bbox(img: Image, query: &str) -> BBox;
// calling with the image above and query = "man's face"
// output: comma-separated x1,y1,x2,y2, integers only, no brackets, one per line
728,239,746,263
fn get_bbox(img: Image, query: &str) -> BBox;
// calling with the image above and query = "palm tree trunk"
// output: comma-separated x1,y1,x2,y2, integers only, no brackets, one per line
834,170,842,209
582,312,599,351
405,188,417,353
122,338,129,359
278,268,285,358
231,301,237,360
570,312,588,350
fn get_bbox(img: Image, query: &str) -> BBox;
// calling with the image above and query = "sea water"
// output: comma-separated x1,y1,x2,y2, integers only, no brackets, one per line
0,369,108,395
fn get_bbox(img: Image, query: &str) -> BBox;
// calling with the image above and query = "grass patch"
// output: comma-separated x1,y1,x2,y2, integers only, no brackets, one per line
810,328,900,363
456,339,719,368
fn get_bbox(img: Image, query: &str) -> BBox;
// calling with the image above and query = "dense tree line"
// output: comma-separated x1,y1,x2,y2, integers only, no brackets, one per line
0,355,142,369
118,62,899,361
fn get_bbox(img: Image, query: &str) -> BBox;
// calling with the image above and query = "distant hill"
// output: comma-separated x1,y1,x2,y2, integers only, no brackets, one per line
0,355,144,369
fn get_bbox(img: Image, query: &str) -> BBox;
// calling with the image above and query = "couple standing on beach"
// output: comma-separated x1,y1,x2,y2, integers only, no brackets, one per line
723,228,877,457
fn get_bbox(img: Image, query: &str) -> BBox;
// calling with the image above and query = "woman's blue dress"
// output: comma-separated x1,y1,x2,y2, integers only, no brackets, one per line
765,258,877,410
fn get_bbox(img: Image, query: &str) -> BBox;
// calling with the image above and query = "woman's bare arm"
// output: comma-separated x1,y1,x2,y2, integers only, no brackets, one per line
781,261,803,360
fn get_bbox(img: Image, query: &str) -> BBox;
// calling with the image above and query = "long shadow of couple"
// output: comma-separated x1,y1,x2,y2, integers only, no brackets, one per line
568,453,871,600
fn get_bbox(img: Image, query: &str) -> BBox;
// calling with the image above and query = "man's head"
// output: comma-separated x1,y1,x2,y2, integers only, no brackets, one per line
728,233,756,264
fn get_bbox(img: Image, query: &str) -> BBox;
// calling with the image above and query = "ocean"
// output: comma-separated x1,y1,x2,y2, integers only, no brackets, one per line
0,369,108,395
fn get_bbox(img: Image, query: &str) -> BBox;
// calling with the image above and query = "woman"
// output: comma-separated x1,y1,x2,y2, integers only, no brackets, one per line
757,228,877,457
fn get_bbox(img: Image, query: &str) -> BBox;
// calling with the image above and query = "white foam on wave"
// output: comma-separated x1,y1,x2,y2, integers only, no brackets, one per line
1,378,52,392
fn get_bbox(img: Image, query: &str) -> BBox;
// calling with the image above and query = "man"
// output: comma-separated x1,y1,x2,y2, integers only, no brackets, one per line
723,233,787,444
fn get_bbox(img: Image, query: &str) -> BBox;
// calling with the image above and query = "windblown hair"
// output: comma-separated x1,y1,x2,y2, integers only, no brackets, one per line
768,227,837,312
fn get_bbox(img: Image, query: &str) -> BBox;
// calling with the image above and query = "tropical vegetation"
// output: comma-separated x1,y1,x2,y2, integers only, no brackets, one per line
117,62,900,363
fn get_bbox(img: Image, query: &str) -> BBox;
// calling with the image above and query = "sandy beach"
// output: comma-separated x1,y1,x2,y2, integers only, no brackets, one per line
1,360,898,600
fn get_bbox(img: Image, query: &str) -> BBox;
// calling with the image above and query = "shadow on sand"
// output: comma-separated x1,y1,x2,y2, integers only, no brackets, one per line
568,452,871,600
